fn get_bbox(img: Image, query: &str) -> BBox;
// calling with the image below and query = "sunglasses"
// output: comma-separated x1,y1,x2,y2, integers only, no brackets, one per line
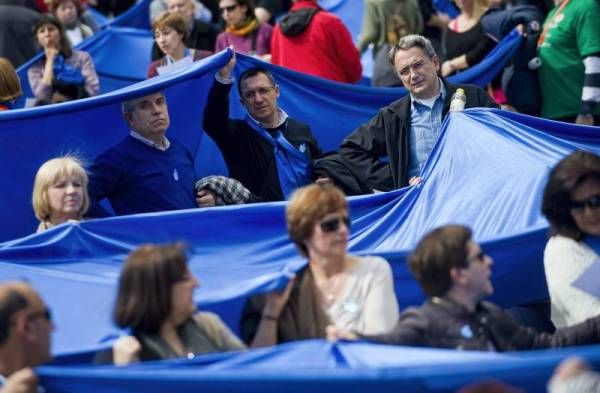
570,195,600,213
467,251,486,264
219,4,238,13
27,307,52,322
319,216,351,233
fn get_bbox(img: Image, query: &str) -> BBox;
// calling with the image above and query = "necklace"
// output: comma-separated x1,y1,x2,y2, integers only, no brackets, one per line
319,272,346,306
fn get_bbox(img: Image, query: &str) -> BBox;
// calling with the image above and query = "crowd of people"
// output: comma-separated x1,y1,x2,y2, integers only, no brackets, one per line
1,0,600,391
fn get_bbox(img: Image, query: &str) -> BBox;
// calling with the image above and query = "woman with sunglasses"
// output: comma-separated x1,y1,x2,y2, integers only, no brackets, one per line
111,243,291,365
240,184,399,345
215,0,272,59
542,150,600,328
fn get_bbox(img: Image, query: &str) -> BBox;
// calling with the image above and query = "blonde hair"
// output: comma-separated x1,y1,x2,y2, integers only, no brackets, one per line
32,156,89,222
0,58,21,103
286,184,348,257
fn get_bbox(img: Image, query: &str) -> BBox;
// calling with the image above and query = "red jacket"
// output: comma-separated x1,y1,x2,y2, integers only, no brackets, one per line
270,1,362,84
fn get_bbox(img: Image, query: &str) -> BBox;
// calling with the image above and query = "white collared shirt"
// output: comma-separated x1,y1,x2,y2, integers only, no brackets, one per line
129,130,170,151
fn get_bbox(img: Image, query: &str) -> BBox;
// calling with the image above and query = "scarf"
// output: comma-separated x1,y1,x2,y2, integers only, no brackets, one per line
245,113,312,199
53,54,85,86
277,266,331,342
226,17,258,36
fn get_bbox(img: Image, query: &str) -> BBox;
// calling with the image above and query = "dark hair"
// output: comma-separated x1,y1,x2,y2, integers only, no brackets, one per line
113,243,189,335
227,0,255,20
34,14,73,58
237,67,277,97
286,184,348,257
0,289,29,346
49,0,84,16
408,225,472,297
542,150,600,240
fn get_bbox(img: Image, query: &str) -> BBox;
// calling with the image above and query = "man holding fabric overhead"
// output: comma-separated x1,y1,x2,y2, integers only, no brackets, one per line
339,35,497,192
203,48,322,202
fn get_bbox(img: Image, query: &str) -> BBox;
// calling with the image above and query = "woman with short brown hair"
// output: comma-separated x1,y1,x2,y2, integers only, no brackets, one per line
241,184,399,344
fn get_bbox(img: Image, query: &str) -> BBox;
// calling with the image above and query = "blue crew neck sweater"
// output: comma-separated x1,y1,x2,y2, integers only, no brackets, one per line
88,136,197,216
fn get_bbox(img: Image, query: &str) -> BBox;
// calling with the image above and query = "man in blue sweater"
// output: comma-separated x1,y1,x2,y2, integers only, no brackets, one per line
88,91,216,216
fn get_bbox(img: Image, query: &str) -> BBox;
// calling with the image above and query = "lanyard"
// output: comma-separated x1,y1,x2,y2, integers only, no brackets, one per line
537,0,571,47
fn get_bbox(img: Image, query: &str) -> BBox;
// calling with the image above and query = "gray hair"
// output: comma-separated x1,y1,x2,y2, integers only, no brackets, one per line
121,92,166,115
387,34,437,66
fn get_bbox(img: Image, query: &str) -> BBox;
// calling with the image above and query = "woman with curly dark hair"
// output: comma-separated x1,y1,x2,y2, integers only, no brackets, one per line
542,150,600,328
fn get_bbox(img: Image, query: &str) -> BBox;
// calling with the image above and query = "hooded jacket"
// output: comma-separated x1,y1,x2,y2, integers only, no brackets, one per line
270,0,362,83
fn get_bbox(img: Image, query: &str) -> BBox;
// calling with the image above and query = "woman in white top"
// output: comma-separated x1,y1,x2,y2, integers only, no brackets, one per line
240,183,399,344
542,150,600,328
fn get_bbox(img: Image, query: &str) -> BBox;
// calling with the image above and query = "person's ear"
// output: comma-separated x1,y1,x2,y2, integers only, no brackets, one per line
124,112,133,128
432,55,441,72
12,312,32,339
449,266,465,286
274,84,280,99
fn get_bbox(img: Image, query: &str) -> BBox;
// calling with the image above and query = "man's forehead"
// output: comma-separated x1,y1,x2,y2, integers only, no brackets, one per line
132,92,164,106
241,73,272,89
466,240,480,255
395,47,429,66
168,0,190,7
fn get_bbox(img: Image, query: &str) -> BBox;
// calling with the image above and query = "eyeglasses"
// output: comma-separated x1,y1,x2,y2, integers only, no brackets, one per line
27,308,52,322
570,195,600,214
467,251,486,264
219,4,238,13
319,216,351,233
241,86,277,101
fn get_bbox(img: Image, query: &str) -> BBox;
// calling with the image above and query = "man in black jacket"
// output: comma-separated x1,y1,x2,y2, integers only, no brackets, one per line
339,34,498,192
328,225,600,351
203,49,322,202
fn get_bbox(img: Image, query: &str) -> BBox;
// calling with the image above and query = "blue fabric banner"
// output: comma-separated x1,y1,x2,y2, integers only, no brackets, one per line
8,30,520,241
2,100,600,355
34,341,600,392
16,26,521,107
4,44,600,391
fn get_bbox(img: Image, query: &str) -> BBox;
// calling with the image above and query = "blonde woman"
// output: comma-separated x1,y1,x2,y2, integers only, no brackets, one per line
32,156,89,232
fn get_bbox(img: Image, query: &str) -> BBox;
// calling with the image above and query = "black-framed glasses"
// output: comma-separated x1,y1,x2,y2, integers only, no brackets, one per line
241,86,277,101
27,307,52,322
319,216,351,233
219,3,238,13
570,195,600,214
467,251,486,264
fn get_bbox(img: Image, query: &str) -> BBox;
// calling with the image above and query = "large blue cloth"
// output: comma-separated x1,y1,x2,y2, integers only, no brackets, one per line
7,31,520,241
36,340,600,393
15,26,521,107
3,51,600,391
3,35,600,378
2,101,600,355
